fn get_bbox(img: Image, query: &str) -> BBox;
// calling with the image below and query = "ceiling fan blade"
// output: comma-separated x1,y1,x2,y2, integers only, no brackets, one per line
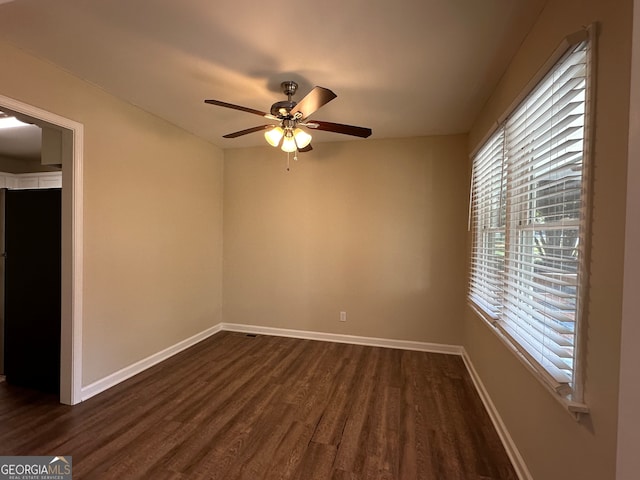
289,87,337,120
306,120,372,138
205,99,270,118
298,143,313,153
223,125,273,138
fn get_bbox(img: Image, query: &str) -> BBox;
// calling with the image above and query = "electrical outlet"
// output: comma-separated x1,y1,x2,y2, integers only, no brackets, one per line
340,311,347,322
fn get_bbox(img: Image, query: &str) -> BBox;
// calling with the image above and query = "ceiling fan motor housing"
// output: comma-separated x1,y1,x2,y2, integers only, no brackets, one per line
269,81,300,117
281,81,298,97
270,100,297,118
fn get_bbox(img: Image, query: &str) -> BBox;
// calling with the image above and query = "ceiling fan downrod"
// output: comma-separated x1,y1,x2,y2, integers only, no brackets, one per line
281,81,298,101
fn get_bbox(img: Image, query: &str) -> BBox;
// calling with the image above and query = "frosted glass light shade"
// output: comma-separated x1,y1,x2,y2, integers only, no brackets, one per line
293,128,312,149
281,135,297,152
264,127,284,147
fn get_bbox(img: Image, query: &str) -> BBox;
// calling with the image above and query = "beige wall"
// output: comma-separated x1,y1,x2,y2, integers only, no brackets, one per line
617,0,640,477
0,40,224,385
224,136,468,345
465,1,633,479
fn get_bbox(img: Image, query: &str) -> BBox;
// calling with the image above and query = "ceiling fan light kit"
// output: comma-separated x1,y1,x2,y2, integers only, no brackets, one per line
204,80,372,163
281,134,297,153
291,128,312,149
264,126,284,147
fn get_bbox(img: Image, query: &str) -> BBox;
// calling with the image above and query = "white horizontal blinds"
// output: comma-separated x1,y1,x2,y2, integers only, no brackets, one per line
501,42,588,389
469,129,506,318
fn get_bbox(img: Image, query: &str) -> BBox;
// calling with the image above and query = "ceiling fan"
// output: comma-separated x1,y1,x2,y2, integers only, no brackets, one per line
204,81,372,153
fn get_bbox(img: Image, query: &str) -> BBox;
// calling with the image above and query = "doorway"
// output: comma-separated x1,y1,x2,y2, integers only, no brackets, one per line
3,188,62,394
0,93,83,405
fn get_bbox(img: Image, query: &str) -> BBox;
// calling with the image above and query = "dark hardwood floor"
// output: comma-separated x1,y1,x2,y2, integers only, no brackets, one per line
0,331,517,479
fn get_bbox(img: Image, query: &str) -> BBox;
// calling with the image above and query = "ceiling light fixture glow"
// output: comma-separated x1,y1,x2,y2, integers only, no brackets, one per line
265,125,312,153
281,133,297,153
0,115,29,130
264,126,284,147
293,128,312,149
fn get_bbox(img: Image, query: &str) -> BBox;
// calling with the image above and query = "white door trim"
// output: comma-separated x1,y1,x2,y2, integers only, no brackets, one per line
0,93,83,405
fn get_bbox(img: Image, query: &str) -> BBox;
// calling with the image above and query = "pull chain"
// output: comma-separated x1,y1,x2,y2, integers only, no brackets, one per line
285,150,299,172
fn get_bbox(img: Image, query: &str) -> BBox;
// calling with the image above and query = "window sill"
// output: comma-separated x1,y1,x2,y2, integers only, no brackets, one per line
468,301,589,421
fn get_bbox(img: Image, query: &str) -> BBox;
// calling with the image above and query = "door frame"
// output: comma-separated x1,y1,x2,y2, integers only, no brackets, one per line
0,93,83,405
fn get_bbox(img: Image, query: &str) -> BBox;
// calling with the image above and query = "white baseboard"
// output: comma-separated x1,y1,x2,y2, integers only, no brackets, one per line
221,322,464,355
78,321,529,479
80,323,222,401
461,349,532,480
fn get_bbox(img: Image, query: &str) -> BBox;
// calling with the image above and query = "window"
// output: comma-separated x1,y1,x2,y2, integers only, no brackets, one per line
469,33,592,405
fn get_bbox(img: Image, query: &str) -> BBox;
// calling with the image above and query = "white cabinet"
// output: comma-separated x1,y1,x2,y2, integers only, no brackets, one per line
0,171,62,189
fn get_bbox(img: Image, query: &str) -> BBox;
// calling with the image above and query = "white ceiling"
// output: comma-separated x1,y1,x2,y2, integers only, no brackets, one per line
0,0,547,150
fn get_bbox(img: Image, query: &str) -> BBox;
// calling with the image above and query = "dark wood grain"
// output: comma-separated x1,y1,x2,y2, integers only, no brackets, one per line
0,331,517,479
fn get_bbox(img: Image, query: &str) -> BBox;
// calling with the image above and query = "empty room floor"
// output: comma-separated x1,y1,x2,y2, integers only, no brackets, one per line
0,331,517,479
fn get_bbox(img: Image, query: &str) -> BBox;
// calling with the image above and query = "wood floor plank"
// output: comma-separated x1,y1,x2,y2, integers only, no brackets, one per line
310,349,359,447
263,420,316,480
331,346,379,474
294,441,337,480
0,331,518,479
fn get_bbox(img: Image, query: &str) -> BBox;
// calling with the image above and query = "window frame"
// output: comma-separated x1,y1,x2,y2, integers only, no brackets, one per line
468,27,596,415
